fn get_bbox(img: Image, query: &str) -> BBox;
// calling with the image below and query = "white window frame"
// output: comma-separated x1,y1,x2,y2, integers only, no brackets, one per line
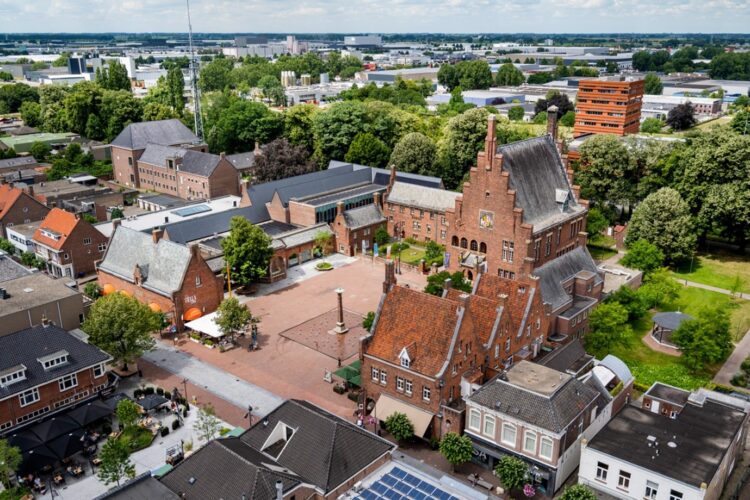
58,373,78,392
98,243,107,252
539,436,553,460
422,386,430,402
396,376,404,392
405,379,413,395
501,423,517,446
380,370,387,385
645,481,658,499
596,462,609,482
523,430,537,454
483,415,495,437
371,367,379,381
93,363,105,378
618,470,631,490
468,409,481,431
19,387,40,407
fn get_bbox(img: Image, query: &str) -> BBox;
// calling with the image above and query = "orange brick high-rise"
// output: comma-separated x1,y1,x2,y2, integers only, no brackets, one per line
573,77,644,137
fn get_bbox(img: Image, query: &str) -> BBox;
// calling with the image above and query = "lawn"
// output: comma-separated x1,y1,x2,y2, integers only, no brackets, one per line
671,252,750,294
117,425,156,452
596,286,750,390
380,243,442,267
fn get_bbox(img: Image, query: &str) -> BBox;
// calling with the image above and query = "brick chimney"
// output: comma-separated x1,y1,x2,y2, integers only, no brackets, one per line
26,185,34,197
112,219,121,230
373,192,382,208
254,142,262,155
152,227,164,244
336,201,345,217
547,105,559,140
485,114,497,169
383,259,397,293
219,152,226,160
388,164,396,190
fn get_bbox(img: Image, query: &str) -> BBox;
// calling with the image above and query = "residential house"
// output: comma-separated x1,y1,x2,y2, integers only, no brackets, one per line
33,208,109,278
0,184,49,235
0,156,40,175
0,323,111,434
96,225,223,331
579,385,749,500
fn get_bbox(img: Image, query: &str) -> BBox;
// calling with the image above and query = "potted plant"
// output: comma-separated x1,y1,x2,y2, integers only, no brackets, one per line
189,332,201,343
202,338,215,349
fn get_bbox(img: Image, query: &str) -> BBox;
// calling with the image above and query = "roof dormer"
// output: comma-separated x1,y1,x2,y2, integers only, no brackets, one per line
399,347,411,369
0,364,27,387
260,421,296,460
37,350,69,370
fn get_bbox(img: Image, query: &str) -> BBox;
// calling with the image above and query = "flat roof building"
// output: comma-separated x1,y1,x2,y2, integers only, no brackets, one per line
574,77,644,138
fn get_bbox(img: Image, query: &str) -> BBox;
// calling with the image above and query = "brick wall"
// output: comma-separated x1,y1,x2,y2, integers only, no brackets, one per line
61,219,110,276
111,146,141,188
383,201,450,245
0,191,50,234
207,158,241,198
288,201,317,227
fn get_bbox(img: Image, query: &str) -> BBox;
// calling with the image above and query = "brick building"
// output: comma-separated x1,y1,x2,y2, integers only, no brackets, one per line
33,208,109,278
0,324,111,434
573,77,644,138
332,196,386,256
0,184,49,235
362,262,547,440
97,225,223,330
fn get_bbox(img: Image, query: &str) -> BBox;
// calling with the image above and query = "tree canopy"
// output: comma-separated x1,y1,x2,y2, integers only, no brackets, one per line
221,216,274,285
97,438,136,487
215,297,252,338
672,308,733,372
253,138,317,183
644,73,663,95
494,63,525,86
345,132,391,168
389,132,437,176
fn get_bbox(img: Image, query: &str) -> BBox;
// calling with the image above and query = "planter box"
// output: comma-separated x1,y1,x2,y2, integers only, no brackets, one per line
189,337,201,344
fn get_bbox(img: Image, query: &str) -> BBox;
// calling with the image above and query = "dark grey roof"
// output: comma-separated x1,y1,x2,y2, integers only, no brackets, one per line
343,204,385,230
96,473,180,500
538,340,593,376
137,193,189,209
160,439,301,500
240,399,394,492
588,401,747,488
386,182,460,212
227,151,256,171
0,156,38,170
137,144,186,166
498,135,585,228
110,119,199,151
162,206,264,244
469,371,600,433
653,311,694,331
645,382,691,407
532,246,602,311
329,161,444,189
257,220,298,237
0,253,32,283
139,145,222,177
0,324,111,400
98,227,192,296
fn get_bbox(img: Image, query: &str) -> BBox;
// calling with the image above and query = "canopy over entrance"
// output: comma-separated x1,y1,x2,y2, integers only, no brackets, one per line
185,311,225,338
374,394,434,437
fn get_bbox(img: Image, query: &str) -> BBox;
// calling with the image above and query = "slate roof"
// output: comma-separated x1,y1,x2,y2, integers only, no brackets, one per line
469,363,600,433
0,253,31,283
653,311,694,331
159,439,302,500
227,151,256,171
497,135,585,229
587,400,747,488
33,208,81,251
532,246,602,311
110,119,199,151
98,227,192,296
0,156,38,170
538,340,593,376
386,182,460,212
342,204,385,230
0,324,111,400
240,399,394,493
139,145,224,178
96,473,180,500
329,161,444,189
274,223,332,249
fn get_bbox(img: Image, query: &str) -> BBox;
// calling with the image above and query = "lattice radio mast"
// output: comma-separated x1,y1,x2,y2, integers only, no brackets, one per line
186,0,204,140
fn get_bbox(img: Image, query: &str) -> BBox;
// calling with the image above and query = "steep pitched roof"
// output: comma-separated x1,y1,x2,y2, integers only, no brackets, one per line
137,144,186,166
366,286,461,377
386,182,460,212
0,184,22,219
240,399,394,493
342,204,385,230
498,135,585,229
33,208,80,250
473,273,539,338
96,473,180,500
98,226,192,296
532,246,602,311
110,119,199,151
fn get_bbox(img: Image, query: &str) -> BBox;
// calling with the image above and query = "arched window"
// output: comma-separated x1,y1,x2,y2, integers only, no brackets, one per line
483,415,496,437
460,238,468,249
468,409,481,431
539,436,554,460
452,235,459,247
480,242,487,253
470,240,478,251
501,423,516,446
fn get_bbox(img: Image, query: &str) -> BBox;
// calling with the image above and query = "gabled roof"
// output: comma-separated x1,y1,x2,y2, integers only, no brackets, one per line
110,119,199,151
98,227,192,296
386,182,460,212
227,151,256,170
532,246,602,311
33,208,80,250
342,204,385,230
139,144,224,178
0,184,47,220
96,473,180,500
240,399,394,493
367,286,461,377
538,340,594,376
472,273,539,338
498,135,585,229
0,324,111,400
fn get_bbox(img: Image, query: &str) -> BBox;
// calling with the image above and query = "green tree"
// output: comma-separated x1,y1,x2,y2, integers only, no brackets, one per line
0,71,13,81
110,207,124,220
577,135,638,207
21,251,44,269
626,188,696,265
99,90,144,141
0,83,39,113
608,286,647,322
29,141,51,161
637,268,681,309
166,66,186,113
258,75,285,106
560,110,576,127
644,73,663,95
0,238,14,254
101,60,131,91
534,90,575,118
345,132,391,168
375,227,390,247
439,432,473,472
314,230,333,256
389,132,437,176
640,117,664,134
143,102,180,121
621,240,665,274
52,53,70,68
362,311,375,332
673,308,733,372
312,101,368,166
20,101,42,128
0,439,21,488
83,282,102,300
585,302,631,354
559,484,597,500
697,183,750,251
206,98,283,154
666,102,696,131
97,438,135,487
194,404,221,443
437,64,460,91
586,207,609,242
221,216,274,285
199,57,234,91
494,455,528,492
494,62,524,86
437,107,489,189
507,105,525,121
215,297,252,339
425,241,442,261
116,399,141,429
82,293,160,371
731,108,749,135
384,412,414,442
283,104,318,151
425,271,472,296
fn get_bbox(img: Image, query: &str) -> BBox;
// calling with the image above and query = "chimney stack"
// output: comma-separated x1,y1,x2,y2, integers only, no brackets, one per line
336,201,344,217
388,164,396,190
383,259,397,293
112,218,121,230
220,152,226,159
373,192,382,208
152,227,164,244
254,142,262,155
485,114,497,169
26,185,34,197
547,105,559,140
275,480,283,500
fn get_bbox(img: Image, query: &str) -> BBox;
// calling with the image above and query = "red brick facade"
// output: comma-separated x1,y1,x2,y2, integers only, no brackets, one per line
0,184,50,235
574,78,644,138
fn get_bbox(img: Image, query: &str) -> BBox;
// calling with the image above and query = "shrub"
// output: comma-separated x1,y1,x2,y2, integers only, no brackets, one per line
102,423,113,435
384,412,414,441
347,391,359,402
133,388,143,398
144,387,155,395
333,385,345,395
160,426,169,437
164,391,171,400
189,332,201,340
202,338,214,347
731,373,748,388
315,262,333,271
219,427,231,436
741,358,750,373
156,387,164,396
171,419,181,430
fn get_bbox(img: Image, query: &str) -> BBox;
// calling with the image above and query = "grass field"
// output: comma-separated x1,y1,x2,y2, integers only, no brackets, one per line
671,252,750,294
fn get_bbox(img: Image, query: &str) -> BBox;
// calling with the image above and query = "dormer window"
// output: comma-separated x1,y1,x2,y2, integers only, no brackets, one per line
0,365,27,387
260,421,296,459
167,159,174,169
38,350,69,370
399,347,411,369
41,229,61,241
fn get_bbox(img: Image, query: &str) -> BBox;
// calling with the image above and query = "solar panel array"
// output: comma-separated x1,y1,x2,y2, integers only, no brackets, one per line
172,204,212,217
357,466,461,500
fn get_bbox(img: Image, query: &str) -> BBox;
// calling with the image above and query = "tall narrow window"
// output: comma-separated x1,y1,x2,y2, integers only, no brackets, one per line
596,462,608,481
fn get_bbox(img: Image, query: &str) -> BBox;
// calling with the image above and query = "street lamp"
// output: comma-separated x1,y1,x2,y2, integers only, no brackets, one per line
182,378,189,406
245,405,254,426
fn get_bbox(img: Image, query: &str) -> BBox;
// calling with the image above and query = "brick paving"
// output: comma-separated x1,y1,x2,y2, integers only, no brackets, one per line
279,308,365,361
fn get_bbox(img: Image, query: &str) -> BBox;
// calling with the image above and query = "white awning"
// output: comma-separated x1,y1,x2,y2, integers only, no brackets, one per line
185,312,224,338
374,394,434,437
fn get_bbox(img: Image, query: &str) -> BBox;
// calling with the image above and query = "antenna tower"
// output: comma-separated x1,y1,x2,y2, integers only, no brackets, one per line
186,0,204,140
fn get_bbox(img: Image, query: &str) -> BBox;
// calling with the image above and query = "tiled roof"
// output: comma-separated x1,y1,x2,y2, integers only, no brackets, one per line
240,399,394,493
473,273,539,338
532,246,602,311
98,227,192,296
110,119,199,151
33,208,80,250
366,286,461,376
342,204,385,230
386,182,460,212
538,340,593,375
0,156,38,170
96,473,180,500
0,184,22,219
0,324,111,400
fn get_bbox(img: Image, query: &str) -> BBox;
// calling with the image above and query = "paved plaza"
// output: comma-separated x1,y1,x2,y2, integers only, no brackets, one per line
279,308,365,361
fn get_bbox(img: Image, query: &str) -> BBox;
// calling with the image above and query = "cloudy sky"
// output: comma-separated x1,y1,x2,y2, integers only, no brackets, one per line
1,0,747,33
